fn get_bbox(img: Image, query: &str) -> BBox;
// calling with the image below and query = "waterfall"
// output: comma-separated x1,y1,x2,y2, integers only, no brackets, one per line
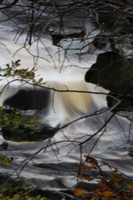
0,32,108,127
0,26,133,192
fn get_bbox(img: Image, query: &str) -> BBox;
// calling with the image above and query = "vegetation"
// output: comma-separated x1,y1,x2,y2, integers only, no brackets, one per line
0,182,47,200
0,60,40,136
0,107,39,133
0,156,47,199
74,156,133,200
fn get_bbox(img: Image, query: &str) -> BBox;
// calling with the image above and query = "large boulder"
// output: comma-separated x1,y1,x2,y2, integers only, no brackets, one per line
85,51,133,110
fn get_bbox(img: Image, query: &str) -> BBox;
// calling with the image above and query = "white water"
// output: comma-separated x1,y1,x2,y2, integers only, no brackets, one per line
0,25,133,192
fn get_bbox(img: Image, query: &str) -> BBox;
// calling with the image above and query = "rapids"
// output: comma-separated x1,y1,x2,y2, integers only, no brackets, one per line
0,23,133,195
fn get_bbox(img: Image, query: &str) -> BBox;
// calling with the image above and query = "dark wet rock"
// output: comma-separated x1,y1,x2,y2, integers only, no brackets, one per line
85,51,133,110
2,88,58,142
4,89,50,110
2,125,57,142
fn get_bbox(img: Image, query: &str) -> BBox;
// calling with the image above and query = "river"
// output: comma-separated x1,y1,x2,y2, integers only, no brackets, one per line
0,1,133,199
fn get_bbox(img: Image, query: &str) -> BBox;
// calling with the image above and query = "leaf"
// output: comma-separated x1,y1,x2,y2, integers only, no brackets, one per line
36,195,41,200
74,163,80,168
126,183,133,190
38,77,43,83
102,161,112,169
96,189,113,198
82,164,93,171
14,59,21,67
110,171,119,186
85,156,98,166
85,156,101,171
98,181,106,189
74,188,86,197
29,71,35,77
13,194,20,199
102,191,113,198
87,176,93,181
78,36,85,42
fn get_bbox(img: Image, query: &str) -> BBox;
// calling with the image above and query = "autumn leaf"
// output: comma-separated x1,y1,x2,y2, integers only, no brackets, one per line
74,188,86,197
126,183,133,190
82,164,93,170
87,176,93,181
102,191,113,198
85,156,98,165
102,161,112,169
96,189,113,198
74,163,80,168
110,171,119,186
98,181,106,189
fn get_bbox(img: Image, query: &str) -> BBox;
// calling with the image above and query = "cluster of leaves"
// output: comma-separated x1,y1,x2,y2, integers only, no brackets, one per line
74,156,133,200
0,60,44,134
0,107,39,133
0,60,34,79
0,182,47,200
0,155,48,199
0,60,43,84
0,155,15,167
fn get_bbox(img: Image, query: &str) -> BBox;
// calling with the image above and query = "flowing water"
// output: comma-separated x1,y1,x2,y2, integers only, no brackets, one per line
0,1,133,199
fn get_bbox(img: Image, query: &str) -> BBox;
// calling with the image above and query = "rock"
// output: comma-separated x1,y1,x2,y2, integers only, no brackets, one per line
85,51,133,110
4,89,50,110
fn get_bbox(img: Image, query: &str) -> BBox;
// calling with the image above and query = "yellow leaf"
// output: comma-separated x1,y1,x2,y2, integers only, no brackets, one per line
126,183,133,190
13,194,20,199
29,71,35,77
78,36,85,42
4,116,8,121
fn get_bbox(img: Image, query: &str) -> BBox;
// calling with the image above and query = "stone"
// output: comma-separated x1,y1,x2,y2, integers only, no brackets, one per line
85,51,133,110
